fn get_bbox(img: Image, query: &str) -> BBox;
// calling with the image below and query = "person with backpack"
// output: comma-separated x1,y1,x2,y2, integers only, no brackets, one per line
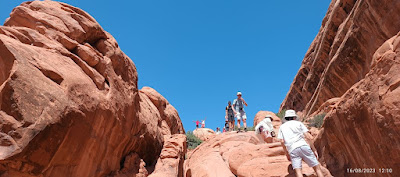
232,91,248,132
225,101,235,131
255,114,276,143
277,110,324,177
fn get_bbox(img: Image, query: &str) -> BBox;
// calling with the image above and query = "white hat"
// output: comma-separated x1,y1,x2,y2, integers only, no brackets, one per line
237,91,242,95
284,110,297,118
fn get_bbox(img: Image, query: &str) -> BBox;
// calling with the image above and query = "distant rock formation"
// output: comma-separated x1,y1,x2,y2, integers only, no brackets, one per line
192,128,215,141
0,1,184,177
280,0,400,116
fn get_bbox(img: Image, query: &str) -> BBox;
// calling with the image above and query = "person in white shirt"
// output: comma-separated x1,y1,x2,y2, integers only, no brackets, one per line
255,115,276,143
277,110,323,177
232,91,248,132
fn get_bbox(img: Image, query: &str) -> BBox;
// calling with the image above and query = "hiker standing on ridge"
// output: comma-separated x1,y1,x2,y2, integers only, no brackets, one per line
225,101,235,131
277,110,324,177
201,118,206,128
233,91,248,132
192,120,200,129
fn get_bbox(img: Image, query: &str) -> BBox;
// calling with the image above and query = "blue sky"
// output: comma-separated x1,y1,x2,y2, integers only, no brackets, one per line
1,0,330,132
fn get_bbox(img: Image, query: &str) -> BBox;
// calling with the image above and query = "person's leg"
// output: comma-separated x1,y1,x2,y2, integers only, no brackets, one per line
294,169,303,177
242,111,247,130
290,148,303,177
313,164,324,177
299,146,322,177
236,112,241,130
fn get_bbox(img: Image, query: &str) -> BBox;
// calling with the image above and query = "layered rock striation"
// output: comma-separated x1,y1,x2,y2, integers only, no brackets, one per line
281,0,400,116
280,0,400,176
314,32,400,177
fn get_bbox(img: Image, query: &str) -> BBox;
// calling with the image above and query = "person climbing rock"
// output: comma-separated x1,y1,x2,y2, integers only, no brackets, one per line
255,114,276,143
224,121,229,132
225,101,235,131
193,120,200,129
277,110,324,177
233,91,248,132
216,127,221,134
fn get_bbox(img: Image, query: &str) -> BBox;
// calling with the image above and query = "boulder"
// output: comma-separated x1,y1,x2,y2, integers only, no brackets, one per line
280,0,400,116
315,32,400,177
0,1,184,177
148,134,187,177
192,128,215,141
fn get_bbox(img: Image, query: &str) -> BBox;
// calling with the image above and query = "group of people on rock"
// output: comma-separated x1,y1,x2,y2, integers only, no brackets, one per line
192,119,206,129
224,91,248,132
193,91,249,133
192,91,324,176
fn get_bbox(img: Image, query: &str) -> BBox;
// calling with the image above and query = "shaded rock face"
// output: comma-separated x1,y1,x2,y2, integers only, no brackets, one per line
184,132,332,177
0,1,184,177
314,33,400,177
280,0,400,116
148,134,187,177
192,128,215,141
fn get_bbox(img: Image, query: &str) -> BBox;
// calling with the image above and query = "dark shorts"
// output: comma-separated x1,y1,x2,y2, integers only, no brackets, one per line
228,115,235,122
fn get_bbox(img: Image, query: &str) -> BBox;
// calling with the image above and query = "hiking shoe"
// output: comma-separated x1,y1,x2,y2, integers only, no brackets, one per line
244,128,247,132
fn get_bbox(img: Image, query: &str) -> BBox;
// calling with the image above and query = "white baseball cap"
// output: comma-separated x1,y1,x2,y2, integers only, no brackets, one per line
237,91,242,95
284,110,297,118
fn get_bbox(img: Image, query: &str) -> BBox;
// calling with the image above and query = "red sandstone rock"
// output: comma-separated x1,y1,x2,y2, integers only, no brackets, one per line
148,134,187,177
140,87,185,135
185,131,332,177
280,0,400,116
315,32,400,177
0,1,184,177
192,128,215,141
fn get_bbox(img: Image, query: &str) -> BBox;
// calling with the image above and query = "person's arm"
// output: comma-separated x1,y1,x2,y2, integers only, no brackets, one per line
225,108,228,120
231,104,237,114
241,98,248,106
280,139,290,161
304,132,319,159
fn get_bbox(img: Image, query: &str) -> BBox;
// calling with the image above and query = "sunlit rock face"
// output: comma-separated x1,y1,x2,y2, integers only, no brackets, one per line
281,0,400,116
0,1,184,177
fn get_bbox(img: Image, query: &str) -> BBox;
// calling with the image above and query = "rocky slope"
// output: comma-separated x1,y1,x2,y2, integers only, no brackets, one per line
280,0,400,116
0,1,184,177
185,127,332,177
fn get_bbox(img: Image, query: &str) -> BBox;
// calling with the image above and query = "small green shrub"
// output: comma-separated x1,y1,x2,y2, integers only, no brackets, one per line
276,109,286,121
246,126,255,131
186,131,203,150
309,113,326,128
